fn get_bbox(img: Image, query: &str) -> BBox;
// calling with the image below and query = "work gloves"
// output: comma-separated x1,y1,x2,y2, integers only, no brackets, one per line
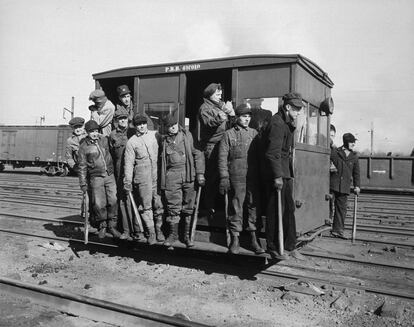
219,178,230,195
353,186,361,196
124,182,132,192
222,101,235,116
196,173,205,187
273,177,283,191
80,185,88,193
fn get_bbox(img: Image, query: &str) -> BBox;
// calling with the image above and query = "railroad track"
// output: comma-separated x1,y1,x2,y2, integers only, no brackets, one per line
0,215,413,301
0,277,210,327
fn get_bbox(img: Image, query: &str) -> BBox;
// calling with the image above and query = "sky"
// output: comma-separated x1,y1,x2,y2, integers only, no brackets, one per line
0,0,413,154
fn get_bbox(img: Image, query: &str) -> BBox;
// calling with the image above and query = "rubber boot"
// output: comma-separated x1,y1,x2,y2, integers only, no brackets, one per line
98,221,107,239
183,215,194,248
147,226,156,245
229,234,240,254
107,219,122,239
250,231,265,254
154,214,165,242
164,221,179,247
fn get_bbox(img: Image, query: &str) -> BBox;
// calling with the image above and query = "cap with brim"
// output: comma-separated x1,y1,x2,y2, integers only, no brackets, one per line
85,120,100,132
203,83,221,98
117,85,131,96
283,92,303,108
163,114,179,127
343,133,357,143
133,114,148,126
235,104,252,116
114,108,129,119
69,117,85,127
89,89,106,101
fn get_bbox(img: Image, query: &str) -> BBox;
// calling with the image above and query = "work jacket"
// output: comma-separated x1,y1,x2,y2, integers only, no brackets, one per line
264,108,295,179
330,146,360,195
109,126,134,182
78,135,114,187
218,124,259,182
198,98,231,146
90,99,115,136
65,132,86,169
123,130,160,185
159,127,205,190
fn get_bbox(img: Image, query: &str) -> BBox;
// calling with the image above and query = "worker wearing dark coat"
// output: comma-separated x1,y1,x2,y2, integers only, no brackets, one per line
109,108,139,241
264,92,303,257
330,133,361,239
78,120,121,239
218,104,265,254
160,114,205,248
198,83,235,216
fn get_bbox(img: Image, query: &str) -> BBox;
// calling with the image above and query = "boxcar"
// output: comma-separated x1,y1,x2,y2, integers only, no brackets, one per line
92,54,334,245
0,125,72,175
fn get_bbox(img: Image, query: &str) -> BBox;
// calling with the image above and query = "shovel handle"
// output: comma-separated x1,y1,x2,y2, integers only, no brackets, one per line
83,192,89,245
224,192,231,247
277,189,284,256
129,191,144,232
190,186,202,242
352,194,358,243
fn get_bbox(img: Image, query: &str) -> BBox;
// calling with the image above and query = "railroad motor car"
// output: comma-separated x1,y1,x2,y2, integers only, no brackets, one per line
92,54,335,249
0,125,72,176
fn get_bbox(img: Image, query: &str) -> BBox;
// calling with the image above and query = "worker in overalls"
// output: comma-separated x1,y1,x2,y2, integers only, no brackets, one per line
78,120,121,239
218,104,264,254
159,114,205,247
123,114,164,244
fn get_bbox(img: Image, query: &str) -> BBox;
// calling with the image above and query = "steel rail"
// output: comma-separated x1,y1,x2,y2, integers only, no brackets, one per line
0,221,413,272
322,234,414,248
1,229,413,301
0,277,210,327
258,269,414,300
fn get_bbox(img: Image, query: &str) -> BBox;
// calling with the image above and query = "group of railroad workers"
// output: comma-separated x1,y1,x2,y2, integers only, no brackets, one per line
65,82,360,258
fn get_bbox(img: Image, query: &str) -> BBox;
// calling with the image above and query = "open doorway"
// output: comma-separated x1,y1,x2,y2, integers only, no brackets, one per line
185,69,232,140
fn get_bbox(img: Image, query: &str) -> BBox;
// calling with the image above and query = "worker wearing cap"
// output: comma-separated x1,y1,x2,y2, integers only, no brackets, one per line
65,117,86,173
198,83,235,217
330,133,361,239
78,120,121,239
264,92,303,258
160,114,205,248
114,85,134,128
89,89,115,136
109,108,138,241
123,114,164,244
218,104,264,255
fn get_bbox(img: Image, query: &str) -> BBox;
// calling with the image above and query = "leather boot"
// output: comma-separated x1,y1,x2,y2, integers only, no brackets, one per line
164,221,179,247
147,226,156,245
154,215,165,242
107,219,122,239
184,215,194,248
229,234,240,254
98,221,107,239
250,231,265,254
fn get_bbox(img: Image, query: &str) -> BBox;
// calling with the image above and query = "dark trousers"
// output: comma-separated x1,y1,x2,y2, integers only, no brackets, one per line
164,167,196,223
265,178,296,251
332,191,348,234
228,180,258,235
90,174,118,223
203,143,220,211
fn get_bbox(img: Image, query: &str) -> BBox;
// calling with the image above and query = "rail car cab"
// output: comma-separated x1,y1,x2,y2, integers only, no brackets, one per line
93,54,334,250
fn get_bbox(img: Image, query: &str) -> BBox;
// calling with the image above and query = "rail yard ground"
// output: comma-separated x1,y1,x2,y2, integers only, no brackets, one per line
0,169,413,327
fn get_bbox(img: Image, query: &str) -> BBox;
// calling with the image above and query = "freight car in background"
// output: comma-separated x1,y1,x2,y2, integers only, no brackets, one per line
92,54,335,239
0,125,72,176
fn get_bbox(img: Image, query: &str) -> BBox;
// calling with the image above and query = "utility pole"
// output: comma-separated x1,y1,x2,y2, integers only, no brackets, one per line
39,115,45,126
63,96,75,120
370,121,374,156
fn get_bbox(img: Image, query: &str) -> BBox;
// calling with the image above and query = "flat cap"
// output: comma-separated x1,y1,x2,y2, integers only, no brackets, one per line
117,85,131,96
235,104,252,116
283,92,303,108
163,113,179,127
203,83,222,98
84,120,100,132
114,108,129,119
133,114,148,126
343,133,357,143
89,89,106,101
69,117,85,127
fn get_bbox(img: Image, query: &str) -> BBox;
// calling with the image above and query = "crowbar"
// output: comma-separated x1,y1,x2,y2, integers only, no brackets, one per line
128,191,144,233
190,186,202,243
